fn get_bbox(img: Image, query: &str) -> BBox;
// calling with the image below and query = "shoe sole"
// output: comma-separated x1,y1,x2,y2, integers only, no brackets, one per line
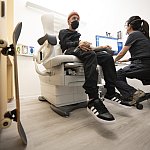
104,98,131,109
87,107,116,124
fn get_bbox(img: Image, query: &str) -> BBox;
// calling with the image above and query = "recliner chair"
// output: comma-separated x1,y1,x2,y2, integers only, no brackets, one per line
33,14,104,117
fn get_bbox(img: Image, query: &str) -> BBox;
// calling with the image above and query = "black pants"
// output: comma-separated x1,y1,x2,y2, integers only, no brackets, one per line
65,48,116,99
116,60,150,99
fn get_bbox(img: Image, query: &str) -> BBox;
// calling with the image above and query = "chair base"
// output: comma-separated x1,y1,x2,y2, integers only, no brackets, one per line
38,96,87,117
50,101,87,117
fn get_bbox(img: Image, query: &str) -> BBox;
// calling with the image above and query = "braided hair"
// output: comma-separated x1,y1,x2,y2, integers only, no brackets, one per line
126,16,149,39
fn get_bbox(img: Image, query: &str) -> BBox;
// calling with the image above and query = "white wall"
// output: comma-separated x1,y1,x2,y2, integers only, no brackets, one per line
17,55,40,99
14,0,150,99
15,0,150,47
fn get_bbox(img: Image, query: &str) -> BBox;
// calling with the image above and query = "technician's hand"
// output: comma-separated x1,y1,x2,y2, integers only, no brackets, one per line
118,59,129,62
79,41,92,51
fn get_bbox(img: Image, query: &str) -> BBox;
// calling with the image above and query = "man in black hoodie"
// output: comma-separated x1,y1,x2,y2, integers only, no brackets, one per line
59,11,128,123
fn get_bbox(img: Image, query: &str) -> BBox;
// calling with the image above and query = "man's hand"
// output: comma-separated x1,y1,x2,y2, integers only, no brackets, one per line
79,41,92,51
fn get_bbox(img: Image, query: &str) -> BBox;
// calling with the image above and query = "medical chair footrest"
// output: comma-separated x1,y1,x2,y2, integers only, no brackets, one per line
50,101,87,117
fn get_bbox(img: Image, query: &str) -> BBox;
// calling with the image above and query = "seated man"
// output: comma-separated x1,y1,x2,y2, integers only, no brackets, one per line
58,11,128,123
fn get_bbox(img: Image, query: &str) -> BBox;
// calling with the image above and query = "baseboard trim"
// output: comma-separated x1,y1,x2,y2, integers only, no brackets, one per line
20,95,40,101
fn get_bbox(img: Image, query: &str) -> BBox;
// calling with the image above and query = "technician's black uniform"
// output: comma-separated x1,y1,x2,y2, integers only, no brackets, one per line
116,31,150,99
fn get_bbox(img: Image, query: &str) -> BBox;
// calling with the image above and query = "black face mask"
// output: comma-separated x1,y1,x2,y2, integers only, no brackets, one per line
71,20,79,29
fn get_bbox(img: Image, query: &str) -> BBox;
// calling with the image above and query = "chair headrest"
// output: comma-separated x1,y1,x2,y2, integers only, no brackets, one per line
37,33,57,45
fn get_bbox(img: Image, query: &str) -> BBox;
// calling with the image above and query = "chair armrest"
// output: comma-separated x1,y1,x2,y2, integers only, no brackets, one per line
43,55,82,69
